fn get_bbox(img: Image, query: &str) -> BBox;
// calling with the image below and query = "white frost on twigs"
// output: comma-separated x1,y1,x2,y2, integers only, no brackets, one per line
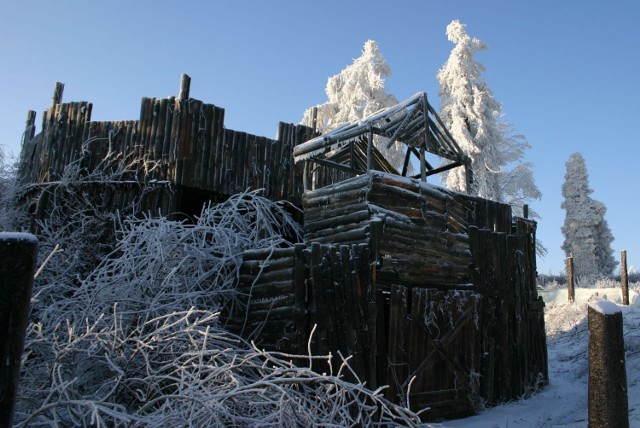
14,189,426,427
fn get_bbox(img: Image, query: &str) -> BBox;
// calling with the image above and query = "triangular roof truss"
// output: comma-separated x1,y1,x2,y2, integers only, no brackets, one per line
293,92,472,190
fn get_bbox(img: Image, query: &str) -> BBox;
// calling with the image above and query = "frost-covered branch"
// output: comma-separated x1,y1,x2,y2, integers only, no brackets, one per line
15,176,427,425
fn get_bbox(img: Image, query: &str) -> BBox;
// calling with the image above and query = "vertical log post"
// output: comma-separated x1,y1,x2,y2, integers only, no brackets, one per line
24,110,36,145
419,146,426,182
366,124,373,171
311,106,318,131
0,232,38,428
51,81,64,107
179,73,191,101
303,161,309,191
621,250,629,306
567,256,575,303
523,204,529,219
588,300,629,428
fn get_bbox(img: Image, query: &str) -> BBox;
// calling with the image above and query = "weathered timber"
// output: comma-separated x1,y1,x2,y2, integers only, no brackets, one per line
621,250,629,305
179,73,191,101
303,209,371,234
567,256,575,302
242,247,296,260
0,233,38,428
19,76,318,224
588,302,629,428
239,267,295,285
21,78,547,423
303,200,370,220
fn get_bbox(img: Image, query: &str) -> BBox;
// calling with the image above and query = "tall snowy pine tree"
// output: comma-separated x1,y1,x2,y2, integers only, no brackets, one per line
437,20,541,215
301,40,405,168
561,152,617,278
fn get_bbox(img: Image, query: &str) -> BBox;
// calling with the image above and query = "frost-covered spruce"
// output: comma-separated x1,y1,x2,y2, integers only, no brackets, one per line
437,20,541,216
561,152,617,279
301,40,405,168
0,146,25,231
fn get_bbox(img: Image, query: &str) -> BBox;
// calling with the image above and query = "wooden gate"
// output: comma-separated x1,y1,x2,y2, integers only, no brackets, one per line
386,286,482,419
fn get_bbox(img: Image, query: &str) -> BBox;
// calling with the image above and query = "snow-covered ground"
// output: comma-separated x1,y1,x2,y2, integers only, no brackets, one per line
440,287,640,427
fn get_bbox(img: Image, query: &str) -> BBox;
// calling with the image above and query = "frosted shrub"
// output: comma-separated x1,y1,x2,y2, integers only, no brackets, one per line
592,277,622,289
15,190,423,426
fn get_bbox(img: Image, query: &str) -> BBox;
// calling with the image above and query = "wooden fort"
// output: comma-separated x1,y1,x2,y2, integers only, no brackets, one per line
18,75,547,421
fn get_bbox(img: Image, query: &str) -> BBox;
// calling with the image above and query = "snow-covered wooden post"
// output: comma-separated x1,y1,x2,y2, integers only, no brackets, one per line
588,300,628,428
566,256,575,302
621,250,629,306
0,232,38,428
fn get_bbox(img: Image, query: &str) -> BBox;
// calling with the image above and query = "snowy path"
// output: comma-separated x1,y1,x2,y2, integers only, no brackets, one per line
440,292,639,427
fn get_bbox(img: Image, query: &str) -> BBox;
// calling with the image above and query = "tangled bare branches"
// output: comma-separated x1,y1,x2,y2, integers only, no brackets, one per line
15,184,426,426
17,309,422,427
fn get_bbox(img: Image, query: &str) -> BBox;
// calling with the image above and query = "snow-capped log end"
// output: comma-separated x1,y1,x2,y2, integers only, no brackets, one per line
0,232,38,244
588,299,621,315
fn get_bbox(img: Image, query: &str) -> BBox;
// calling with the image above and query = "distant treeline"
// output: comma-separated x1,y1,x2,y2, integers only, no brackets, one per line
537,272,640,288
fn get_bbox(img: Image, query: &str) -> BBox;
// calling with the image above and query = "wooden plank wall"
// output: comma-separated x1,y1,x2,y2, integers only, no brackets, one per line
256,171,547,420
228,217,548,421
305,242,379,387
385,286,482,419
302,174,374,246
302,171,505,289
225,242,378,386
468,221,548,405
17,85,547,421
224,244,307,355
19,102,92,185
18,94,318,219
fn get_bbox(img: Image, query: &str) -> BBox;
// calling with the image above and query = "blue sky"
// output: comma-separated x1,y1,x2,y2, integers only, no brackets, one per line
1,1,638,275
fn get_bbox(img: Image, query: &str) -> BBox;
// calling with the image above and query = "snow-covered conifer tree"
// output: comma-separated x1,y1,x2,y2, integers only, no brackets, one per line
437,20,541,214
0,146,24,231
561,152,617,278
302,40,404,167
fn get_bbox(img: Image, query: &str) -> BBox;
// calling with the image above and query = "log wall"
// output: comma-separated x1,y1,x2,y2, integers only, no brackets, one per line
18,86,318,220
302,171,514,289
18,80,547,422
230,171,548,421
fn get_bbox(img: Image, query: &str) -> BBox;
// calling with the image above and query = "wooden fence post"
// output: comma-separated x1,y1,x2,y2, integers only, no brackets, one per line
567,256,575,303
51,81,64,107
621,250,629,306
24,110,36,144
588,300,629,428
0,232,38,428
179,73,191,101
